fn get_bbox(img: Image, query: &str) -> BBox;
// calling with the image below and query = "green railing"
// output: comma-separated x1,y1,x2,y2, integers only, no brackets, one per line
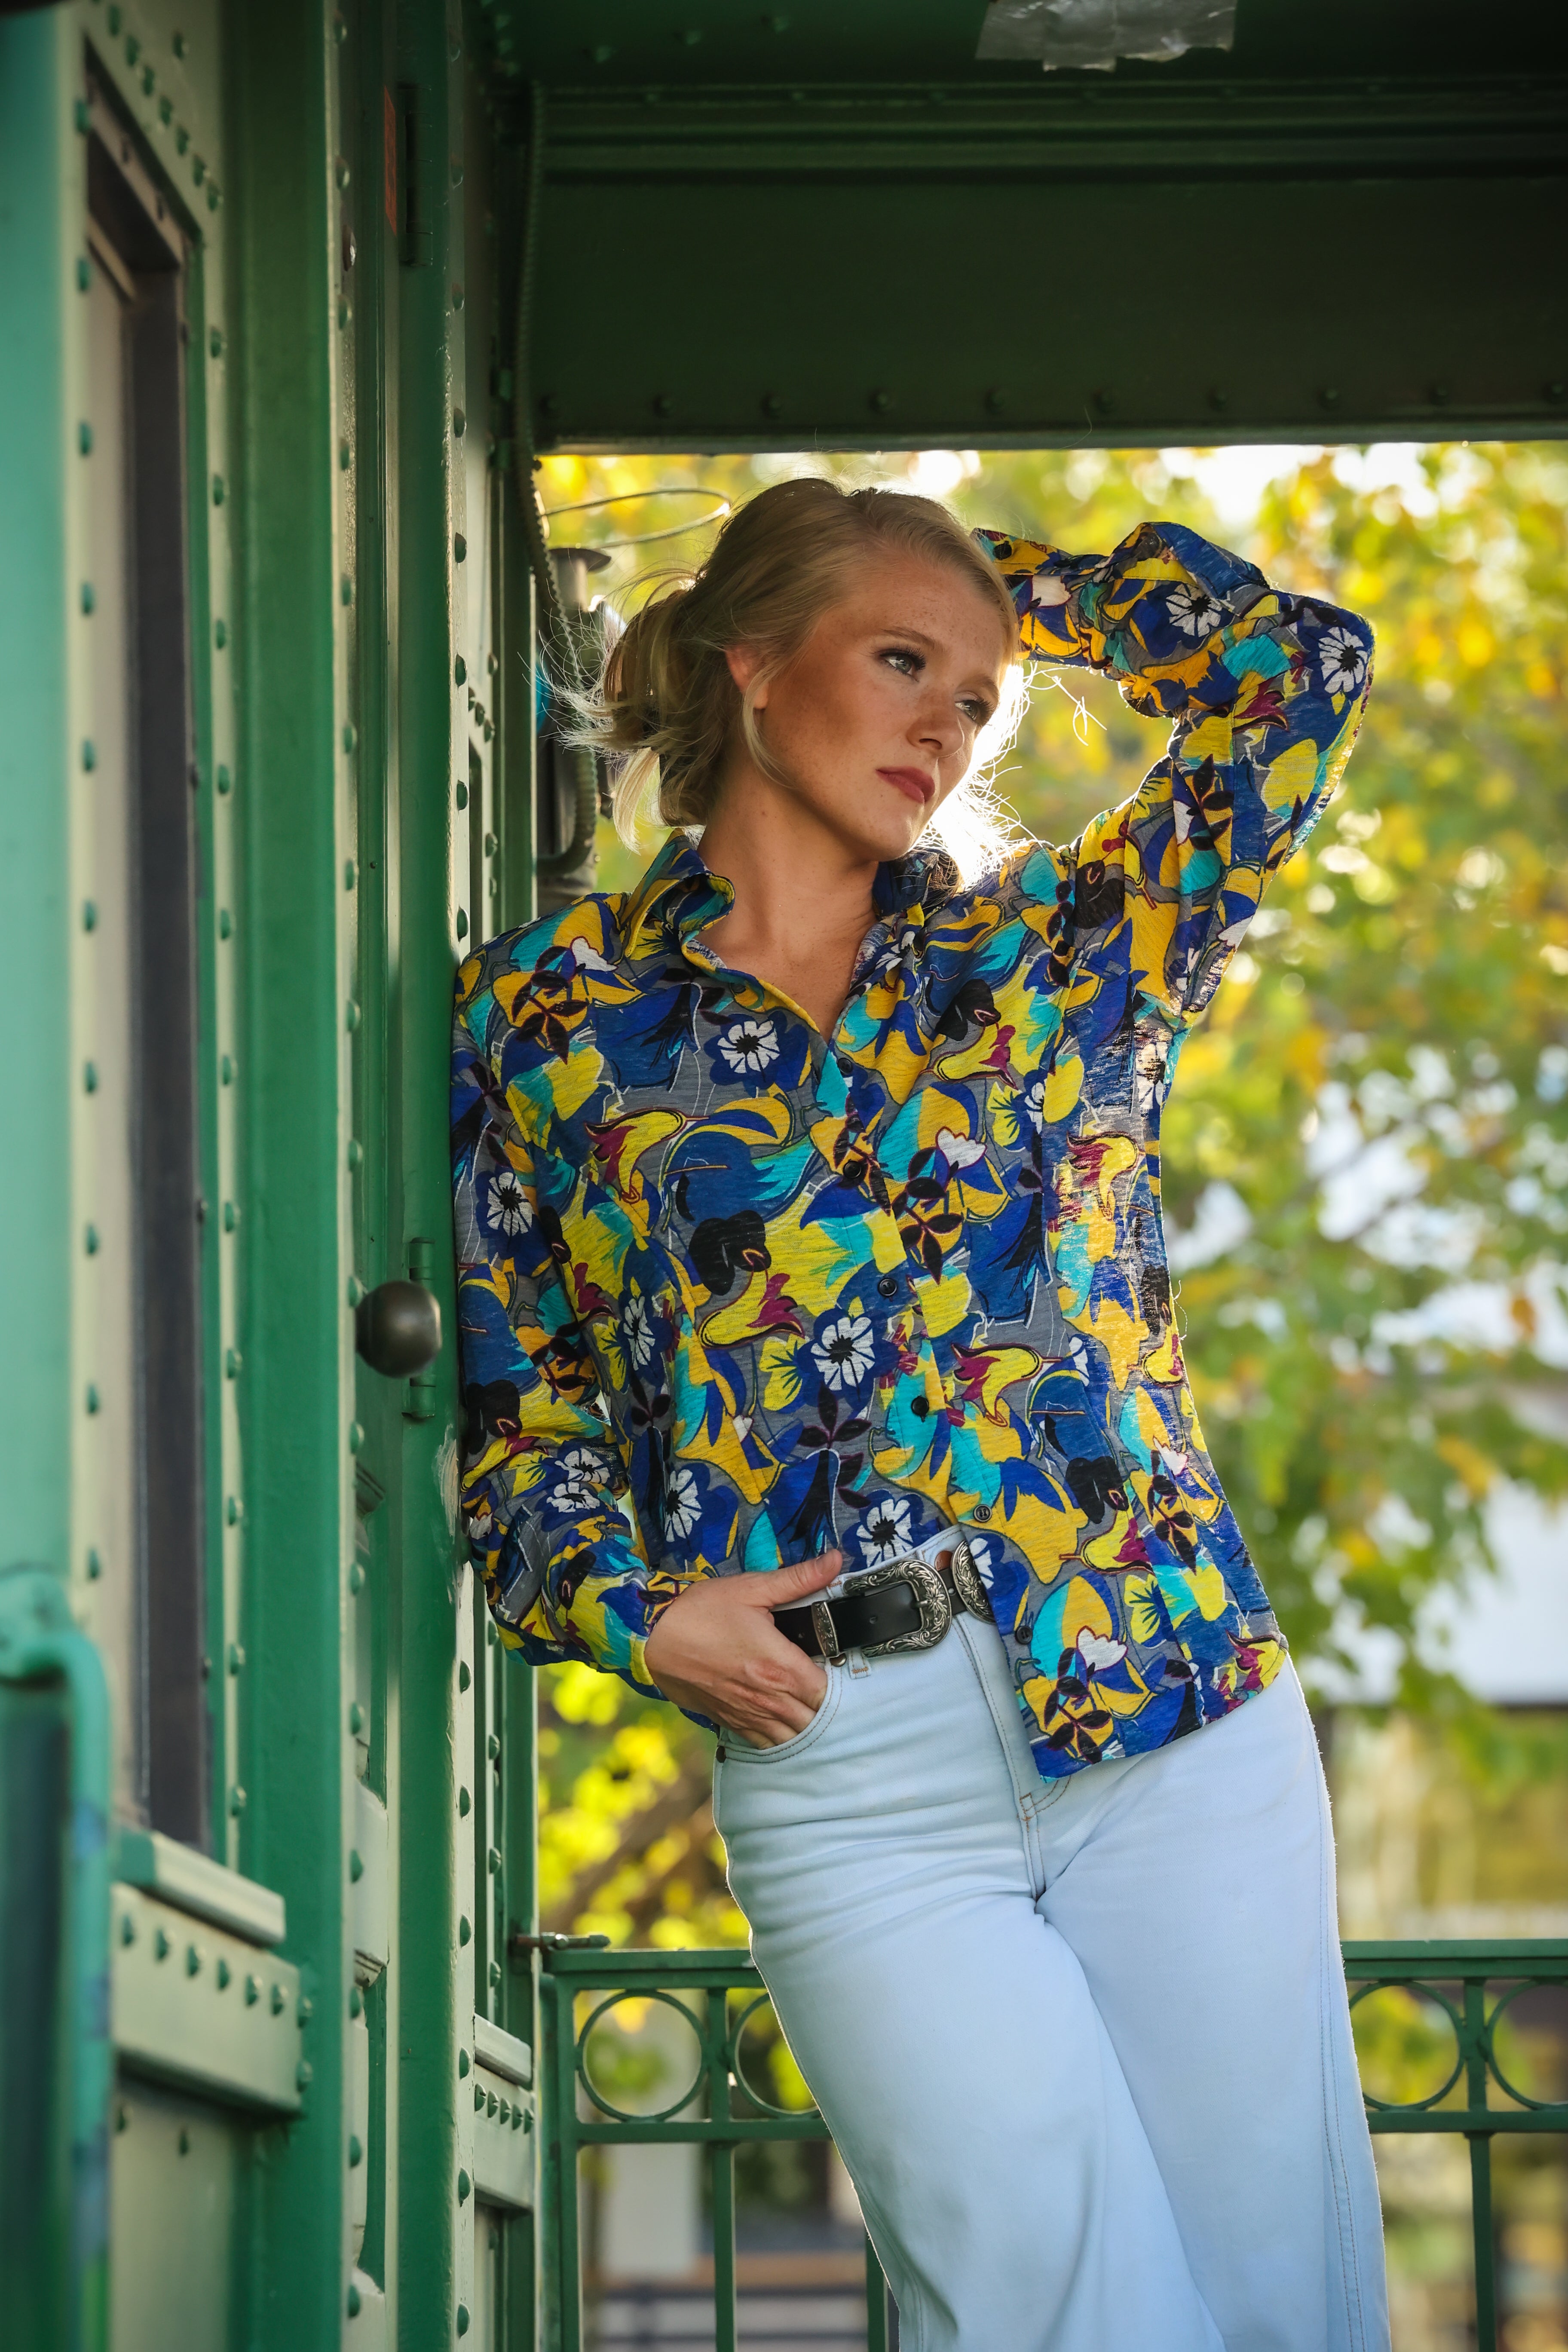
540,1940,1568,2352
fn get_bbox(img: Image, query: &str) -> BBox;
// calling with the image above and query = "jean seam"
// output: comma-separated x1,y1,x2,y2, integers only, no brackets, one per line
1314,1703,1368,2352
717,1657,845,1767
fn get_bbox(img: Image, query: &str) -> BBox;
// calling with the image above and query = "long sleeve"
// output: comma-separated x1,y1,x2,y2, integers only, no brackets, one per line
977,519,1373,1079
453,983,660,1690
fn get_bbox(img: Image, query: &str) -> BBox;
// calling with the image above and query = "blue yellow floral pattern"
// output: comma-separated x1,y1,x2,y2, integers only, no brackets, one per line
453,521,1373,1778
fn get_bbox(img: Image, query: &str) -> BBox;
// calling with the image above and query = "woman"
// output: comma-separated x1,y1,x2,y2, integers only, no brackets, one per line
453,478,1389,2350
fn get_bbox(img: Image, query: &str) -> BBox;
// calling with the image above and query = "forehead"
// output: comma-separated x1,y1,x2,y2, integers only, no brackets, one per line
831,549,1012,671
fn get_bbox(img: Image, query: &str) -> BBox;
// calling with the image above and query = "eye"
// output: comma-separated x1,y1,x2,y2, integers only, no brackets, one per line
959,695,995,727
878,645,924,679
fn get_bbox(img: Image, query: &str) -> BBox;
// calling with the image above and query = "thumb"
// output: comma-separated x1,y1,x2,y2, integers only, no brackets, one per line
744,1550,842,1608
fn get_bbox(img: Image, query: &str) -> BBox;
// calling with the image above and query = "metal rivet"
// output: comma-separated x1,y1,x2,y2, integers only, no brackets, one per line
186,1942,203,1975
450,158,464,187
344,859,357,890
487,1845,499,1873
85,1384,101,1415
343,723,357,753
88,1548,104,1580
349,1559,364,1591
82,900,97,933
120,1911,135,1944
74,96,90,134
191,154,205,185
348,1700,364,1734
340,573,353,606
455,779,469,808
159,97,172,125
217,1957,231,1989
761,392,782,418
245,1974,261,2004
454,655,467,685
349,1844,365,1882
346,2285,361,2319
1547,380,1566,403
83,1061,98,1093
349,1984,363,2018
1092,389,1114,416
1320,386,1340,408
453,534,467,563
154,1927,171,1960
455,909,469,938
339,438,351,470
338,298,352,330
271,1982,285,2013
229,1784,247,1815
216,762,232,794
487,1732,499,1760
209,325,223,358
456,2171,472,2204
85,1222,100,1253
228,1641,245,1672
871,389,892,413
220,1054,235,1084
453,407,466,437
79,421,93,455
297,2061,313,2090
218,908,232,939
223,1203,239,1237
82,739,96,771
652,392,673,417
451,282,464,310
175,126,189,155
334,155,350,190
225,1347,242,1379
212,474,225,505
173,30,189,58
77,255,92,291
348,2134,363,2167
457,1786,471,1816
125,33,140,63
80,581,95,614
458,1660,471,1691
214,617,227,649
178,2127,190,2155
516,2106,526,2131
348,1421,364,1454
347,1274,365,1308
473,2080,485,2110
458,1915,472,1946
346,1139,363,1170
487,2090,498,2118
346,998,360,1032
489,1959,501,1987
458,2048,470,2078
498,2096,510,2123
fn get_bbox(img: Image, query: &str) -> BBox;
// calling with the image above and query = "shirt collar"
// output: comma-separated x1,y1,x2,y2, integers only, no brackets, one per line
620,831,959,961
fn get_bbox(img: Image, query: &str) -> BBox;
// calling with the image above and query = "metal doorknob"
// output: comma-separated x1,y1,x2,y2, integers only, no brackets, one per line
355,1280,442,1377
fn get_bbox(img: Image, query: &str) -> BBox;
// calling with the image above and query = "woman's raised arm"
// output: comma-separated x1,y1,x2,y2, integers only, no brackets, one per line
977,519,1373,1078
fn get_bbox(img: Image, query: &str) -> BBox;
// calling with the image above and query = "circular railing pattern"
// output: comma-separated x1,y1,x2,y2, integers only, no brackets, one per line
575,1987,708,2127
1346,1968,1567,2116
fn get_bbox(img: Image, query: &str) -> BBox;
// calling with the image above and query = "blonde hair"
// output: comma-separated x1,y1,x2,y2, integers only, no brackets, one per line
568,477,1026,880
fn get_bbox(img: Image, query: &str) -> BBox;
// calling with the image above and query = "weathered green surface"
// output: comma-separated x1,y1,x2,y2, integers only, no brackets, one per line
111,1886,303,2114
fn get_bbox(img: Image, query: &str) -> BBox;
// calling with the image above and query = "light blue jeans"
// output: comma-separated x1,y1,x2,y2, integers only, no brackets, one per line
714,1544,1390,2352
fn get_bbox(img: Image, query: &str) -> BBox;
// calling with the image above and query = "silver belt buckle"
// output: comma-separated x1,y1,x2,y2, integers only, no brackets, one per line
811,1596,846,1666
949,1537,990,1621
853,1556,952,1659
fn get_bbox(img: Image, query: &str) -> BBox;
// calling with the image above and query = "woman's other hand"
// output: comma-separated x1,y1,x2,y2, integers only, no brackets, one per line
643,1552,842,1748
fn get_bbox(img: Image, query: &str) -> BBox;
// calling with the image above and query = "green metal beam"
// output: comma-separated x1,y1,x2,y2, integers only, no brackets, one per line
524,76,1568,450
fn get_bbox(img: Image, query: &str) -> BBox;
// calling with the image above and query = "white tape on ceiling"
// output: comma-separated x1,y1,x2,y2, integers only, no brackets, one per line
976,0,1237,69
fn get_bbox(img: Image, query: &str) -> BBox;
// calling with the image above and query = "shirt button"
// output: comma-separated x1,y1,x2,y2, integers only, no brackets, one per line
877,1274,899,1298
972,1506,992,1524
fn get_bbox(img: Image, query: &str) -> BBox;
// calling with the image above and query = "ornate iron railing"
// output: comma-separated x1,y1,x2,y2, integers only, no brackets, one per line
540,1940,1568,2352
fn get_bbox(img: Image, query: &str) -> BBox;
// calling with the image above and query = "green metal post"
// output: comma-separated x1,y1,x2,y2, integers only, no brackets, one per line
866,2239,892,2352
710,2140,738,2352
1469,2132,1497,2352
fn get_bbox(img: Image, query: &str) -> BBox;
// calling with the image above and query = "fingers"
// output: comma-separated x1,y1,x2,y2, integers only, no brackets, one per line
745,1549,842,1607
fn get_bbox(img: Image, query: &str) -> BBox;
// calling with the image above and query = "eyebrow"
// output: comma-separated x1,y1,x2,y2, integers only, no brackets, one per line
870,621,1003,687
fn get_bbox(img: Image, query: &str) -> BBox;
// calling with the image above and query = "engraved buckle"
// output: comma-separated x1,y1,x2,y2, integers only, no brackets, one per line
811,1596,845,1667
949,1537,990,1621
850,1557,952,1660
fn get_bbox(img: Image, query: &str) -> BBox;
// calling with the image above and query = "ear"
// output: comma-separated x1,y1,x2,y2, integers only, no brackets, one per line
724,642,769,708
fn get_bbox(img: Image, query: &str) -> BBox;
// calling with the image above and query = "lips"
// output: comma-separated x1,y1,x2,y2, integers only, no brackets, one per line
878,767,936,807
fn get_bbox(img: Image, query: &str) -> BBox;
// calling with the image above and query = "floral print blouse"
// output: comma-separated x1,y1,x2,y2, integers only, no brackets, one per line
453,520,1372,1778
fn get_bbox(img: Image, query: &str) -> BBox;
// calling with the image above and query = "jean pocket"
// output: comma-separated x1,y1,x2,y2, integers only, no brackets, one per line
717,1661,845,1768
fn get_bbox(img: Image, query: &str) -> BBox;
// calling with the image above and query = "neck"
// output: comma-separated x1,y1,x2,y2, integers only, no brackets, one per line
692,770,883,1035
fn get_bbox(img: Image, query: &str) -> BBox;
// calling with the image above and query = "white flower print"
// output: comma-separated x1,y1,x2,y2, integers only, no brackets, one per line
934,1126,987,1169
811,1313,875,1393
488,1168,533,1237
1022,1074,1048,1132
664,1465,700,1542
859,1498,913,1564
1167,581,1222,639
1319,625,1369,698
551,1448,602,1515
1077,1630,1127,1675
718,1016,778,1077
623,1295,656,1369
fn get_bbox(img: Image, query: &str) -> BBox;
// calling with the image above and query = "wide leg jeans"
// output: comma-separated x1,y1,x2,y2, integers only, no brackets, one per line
714,1583,1390,2352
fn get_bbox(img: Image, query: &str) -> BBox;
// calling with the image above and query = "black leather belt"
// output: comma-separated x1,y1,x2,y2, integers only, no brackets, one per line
773,1540,990,1666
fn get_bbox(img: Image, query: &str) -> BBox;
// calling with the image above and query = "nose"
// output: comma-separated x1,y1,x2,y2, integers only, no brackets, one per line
914,690,965,766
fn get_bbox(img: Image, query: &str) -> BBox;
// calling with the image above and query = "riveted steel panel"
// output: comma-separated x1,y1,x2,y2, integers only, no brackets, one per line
111,1885,304,2114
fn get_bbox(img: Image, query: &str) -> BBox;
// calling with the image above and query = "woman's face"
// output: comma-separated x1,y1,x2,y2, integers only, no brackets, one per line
723,551,1014,865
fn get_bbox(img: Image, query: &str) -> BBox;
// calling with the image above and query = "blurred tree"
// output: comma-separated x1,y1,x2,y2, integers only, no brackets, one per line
528,441,1568,1945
